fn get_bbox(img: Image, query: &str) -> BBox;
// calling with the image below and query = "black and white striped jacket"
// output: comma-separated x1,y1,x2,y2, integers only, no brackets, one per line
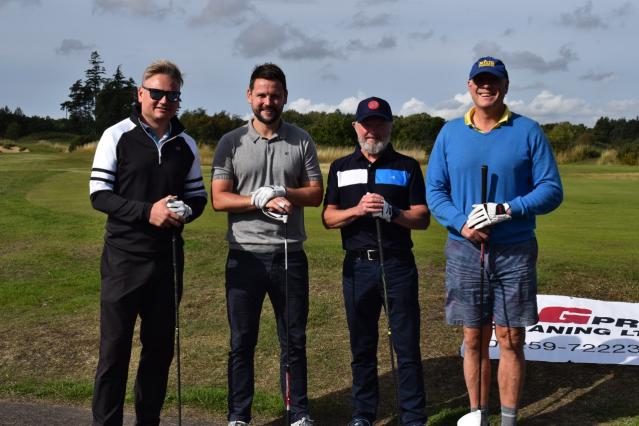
90,107,207,254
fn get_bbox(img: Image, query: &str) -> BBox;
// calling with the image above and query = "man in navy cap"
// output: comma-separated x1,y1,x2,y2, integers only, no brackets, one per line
426,57,563,425
322,97,430,426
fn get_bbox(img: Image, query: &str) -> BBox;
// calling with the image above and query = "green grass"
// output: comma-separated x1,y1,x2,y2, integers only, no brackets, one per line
0,147,638,425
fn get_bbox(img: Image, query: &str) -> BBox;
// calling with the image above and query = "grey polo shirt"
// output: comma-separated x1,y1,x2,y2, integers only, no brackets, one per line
212,118,322,253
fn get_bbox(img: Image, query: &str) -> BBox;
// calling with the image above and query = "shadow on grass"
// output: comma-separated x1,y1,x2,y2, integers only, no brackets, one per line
257,356,638,426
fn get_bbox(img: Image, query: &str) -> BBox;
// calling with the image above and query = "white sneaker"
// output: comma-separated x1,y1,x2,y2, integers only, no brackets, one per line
228,422,248,426
292,416,314,426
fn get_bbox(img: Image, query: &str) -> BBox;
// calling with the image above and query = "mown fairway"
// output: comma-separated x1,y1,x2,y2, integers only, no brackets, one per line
1,143,638,425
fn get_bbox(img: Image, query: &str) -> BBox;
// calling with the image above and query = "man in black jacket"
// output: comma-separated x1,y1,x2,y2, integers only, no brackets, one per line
89,59,207,426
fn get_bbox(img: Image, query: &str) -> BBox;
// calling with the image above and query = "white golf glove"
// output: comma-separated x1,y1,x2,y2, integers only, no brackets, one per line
467,202,511,229
250,185,286,209
372,199,394,222
166,199,192,219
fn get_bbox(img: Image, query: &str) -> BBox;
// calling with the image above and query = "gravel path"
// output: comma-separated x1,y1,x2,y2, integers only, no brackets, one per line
0,400,225,426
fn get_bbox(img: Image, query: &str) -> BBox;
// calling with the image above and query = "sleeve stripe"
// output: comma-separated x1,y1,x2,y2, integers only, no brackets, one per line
185,177,203,184
90,177,115,184
185,185,206,193
92,167,116,176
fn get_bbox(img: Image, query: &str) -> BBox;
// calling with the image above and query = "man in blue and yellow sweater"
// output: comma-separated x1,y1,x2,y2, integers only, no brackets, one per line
426,57,563,426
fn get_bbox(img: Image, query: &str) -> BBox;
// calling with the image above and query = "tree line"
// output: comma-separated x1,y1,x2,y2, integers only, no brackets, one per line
179,107,446,152
1,51,638,162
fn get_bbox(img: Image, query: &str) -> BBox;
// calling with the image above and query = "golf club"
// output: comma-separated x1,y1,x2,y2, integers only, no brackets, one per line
375,218,401,426
458,165,488,426
262,208,291,425
171,227,182,426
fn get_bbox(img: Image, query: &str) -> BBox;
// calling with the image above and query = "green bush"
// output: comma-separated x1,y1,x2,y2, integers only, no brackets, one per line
616,141,639,166
5,122,20,141
21,131,79,141
69,134,98,152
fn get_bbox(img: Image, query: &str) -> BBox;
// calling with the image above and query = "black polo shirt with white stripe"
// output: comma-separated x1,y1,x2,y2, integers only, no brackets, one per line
324,144,426,251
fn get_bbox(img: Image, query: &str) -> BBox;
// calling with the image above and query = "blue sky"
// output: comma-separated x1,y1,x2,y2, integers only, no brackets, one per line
1,0,636,126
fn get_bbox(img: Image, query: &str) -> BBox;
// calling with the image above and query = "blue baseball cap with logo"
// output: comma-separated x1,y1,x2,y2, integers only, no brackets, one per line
355,96,393,122
469,56,509,80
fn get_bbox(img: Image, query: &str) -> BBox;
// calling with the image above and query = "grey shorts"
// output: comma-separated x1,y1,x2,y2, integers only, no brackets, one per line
444,237,539,328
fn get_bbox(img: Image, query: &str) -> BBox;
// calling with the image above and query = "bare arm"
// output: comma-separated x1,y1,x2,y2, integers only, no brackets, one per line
393,204,430,230
211,179,253,213
212,179,324,214
323,192,430,230
285,180,323,207
322,193,380,229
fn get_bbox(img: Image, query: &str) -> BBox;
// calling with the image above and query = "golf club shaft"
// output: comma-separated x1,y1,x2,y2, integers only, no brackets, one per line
376,218,401,426
285,222,291,426
172,228,182,426
478,165,488,412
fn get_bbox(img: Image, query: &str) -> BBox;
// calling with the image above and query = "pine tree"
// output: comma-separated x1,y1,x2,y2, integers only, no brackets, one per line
85,51,106,110
60,79,94,133
94,65,138,133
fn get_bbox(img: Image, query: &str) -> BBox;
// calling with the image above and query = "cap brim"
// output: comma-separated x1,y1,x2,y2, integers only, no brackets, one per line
469,69,508,80
355,111,393,122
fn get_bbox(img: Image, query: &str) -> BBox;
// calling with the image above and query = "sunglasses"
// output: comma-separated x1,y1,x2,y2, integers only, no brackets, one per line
142,86,181,102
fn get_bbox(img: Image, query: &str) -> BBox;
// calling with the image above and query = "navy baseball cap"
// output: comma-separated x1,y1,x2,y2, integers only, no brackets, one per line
469,56,509,80
355,97,393,122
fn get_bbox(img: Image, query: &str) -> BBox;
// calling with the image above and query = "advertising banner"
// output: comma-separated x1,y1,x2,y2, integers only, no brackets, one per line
461,295,639,365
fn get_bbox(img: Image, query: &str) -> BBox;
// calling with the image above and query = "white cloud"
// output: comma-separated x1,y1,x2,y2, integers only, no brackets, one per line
604,99,639,116
288,92,367,114
395,91,639,125
288,89,635,125
508,90,595,123
398,98,427,115
398,93,473,120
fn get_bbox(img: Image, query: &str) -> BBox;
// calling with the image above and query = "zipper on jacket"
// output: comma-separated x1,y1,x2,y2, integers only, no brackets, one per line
158,135,179,165
138,118,178,165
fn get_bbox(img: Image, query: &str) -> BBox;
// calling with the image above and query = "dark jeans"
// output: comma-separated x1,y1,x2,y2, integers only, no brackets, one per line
92,243,183,426
343,250,427,426
225,249,309,423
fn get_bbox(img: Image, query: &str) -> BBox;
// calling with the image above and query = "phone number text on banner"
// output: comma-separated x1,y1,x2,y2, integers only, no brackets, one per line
461,295,639,365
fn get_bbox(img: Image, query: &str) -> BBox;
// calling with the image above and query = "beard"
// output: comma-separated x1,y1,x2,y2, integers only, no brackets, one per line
358,135,390,155
253,105,282,125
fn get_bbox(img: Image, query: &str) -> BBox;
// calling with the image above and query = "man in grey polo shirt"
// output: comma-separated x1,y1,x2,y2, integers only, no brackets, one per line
211,63,323,426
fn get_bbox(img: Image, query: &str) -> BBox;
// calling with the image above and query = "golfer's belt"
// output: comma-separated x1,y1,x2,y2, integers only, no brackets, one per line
345,249,411,261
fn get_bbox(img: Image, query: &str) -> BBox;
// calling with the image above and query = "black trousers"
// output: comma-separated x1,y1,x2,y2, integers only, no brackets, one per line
92,243,183,426
225,249,310,424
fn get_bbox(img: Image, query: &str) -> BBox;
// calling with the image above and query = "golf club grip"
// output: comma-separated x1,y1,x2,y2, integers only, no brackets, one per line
481,165,488,204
